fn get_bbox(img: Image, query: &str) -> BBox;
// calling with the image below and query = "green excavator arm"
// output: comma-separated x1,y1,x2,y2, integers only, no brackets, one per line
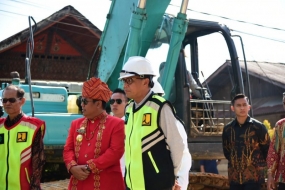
93,0,245,161
95,0,175,91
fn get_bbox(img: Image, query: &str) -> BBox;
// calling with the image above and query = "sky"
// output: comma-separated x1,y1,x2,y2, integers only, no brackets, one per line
0,0,284,79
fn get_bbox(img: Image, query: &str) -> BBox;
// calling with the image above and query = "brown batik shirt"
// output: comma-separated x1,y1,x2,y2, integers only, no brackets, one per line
222,116,270,184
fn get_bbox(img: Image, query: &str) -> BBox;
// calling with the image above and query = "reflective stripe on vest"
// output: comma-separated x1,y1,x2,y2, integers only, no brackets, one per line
125,95,166,189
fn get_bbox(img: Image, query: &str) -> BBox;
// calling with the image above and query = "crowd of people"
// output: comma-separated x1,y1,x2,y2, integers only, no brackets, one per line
0,56,285,190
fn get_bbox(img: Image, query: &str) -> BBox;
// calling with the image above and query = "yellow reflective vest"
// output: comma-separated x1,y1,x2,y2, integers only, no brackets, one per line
0,115,45,190
125,94,175,190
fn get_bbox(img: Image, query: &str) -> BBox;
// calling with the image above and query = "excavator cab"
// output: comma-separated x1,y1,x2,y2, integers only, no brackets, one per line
95,0,245,161
144,15,243,160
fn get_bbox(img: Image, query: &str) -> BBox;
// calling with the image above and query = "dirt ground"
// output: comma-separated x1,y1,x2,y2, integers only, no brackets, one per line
40,159,229,190
41,179,69,190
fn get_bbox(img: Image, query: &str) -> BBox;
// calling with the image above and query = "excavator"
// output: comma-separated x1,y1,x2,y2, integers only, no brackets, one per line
92,0,246,189
1,0,247,188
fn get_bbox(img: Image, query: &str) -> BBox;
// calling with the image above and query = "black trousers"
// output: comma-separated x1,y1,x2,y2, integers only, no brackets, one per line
278,182,285,190
230,183,261,190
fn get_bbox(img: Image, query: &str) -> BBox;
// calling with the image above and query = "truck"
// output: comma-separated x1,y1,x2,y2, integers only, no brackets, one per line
1,0,248,188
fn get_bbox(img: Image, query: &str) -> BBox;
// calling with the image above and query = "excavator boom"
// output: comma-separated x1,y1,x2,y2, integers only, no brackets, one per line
94,0,244,161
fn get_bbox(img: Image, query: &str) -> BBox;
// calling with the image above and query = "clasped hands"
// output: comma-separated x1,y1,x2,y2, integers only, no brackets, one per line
70,165,90,181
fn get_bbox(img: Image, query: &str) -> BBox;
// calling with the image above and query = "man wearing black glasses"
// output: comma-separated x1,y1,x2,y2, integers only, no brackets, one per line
63,77,125,190
110,88,128,119
0,85,46,190
110,88,128,177
119,56,185,190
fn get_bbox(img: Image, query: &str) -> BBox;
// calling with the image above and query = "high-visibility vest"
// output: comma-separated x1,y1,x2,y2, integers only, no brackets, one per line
125,94,175,190
0,115,45,190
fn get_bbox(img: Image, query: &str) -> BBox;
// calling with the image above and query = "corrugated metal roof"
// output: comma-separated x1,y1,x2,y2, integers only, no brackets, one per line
206,60,285,88
252,96,284,115
204,60,285,116
238,60,285,88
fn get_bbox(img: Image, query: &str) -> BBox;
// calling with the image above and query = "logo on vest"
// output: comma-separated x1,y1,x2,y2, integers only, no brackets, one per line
17,132,28,142
142,113,151,126
0,133,4,144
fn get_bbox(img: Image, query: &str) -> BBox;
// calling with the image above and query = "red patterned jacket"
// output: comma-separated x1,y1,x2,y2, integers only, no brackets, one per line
267,118,285,183
63,114,125,190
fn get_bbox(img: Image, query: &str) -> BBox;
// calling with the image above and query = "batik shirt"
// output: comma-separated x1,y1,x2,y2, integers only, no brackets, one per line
267,118,285,183
222,116,270,184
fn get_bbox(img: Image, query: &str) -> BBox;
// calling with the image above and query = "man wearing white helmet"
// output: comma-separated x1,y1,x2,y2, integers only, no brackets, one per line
119,56,186,190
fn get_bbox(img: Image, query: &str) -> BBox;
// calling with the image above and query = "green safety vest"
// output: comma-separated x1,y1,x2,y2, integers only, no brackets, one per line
0,115,45,190
125,94,175,190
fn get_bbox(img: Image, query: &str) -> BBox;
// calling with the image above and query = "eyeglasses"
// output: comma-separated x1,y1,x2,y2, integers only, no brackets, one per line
122,77,144,85
1,97,22,103
81,98,97,105
110,99,123,105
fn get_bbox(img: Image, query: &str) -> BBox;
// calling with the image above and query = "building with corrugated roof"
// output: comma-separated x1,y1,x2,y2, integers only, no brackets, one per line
205,60,285,126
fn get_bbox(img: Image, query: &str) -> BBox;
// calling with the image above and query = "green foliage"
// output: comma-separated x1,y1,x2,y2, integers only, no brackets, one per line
268,129,274,139
263,119,271,130
263,119,274,139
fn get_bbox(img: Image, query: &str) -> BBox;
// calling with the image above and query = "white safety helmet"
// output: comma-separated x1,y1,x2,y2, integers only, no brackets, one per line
152,80,165,96
118,56,156,80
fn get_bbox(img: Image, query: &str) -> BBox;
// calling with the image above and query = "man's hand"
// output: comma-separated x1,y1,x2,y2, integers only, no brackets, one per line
70,165,90,181
267,174,276,190
172,180,181,190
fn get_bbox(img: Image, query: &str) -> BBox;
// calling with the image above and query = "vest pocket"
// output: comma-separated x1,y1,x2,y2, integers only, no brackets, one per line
148,151,159,173
25,168,30,184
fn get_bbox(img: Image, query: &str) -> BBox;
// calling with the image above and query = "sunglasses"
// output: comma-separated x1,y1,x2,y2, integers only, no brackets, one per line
110,99,123,105
81,98,98,105
1,97,22,103
121,77,144,85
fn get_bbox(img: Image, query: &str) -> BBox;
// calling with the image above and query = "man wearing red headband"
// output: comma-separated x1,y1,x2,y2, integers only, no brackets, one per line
63,77,125,190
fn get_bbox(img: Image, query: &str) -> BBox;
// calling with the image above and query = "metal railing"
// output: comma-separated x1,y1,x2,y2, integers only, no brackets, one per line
189,99,234,136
